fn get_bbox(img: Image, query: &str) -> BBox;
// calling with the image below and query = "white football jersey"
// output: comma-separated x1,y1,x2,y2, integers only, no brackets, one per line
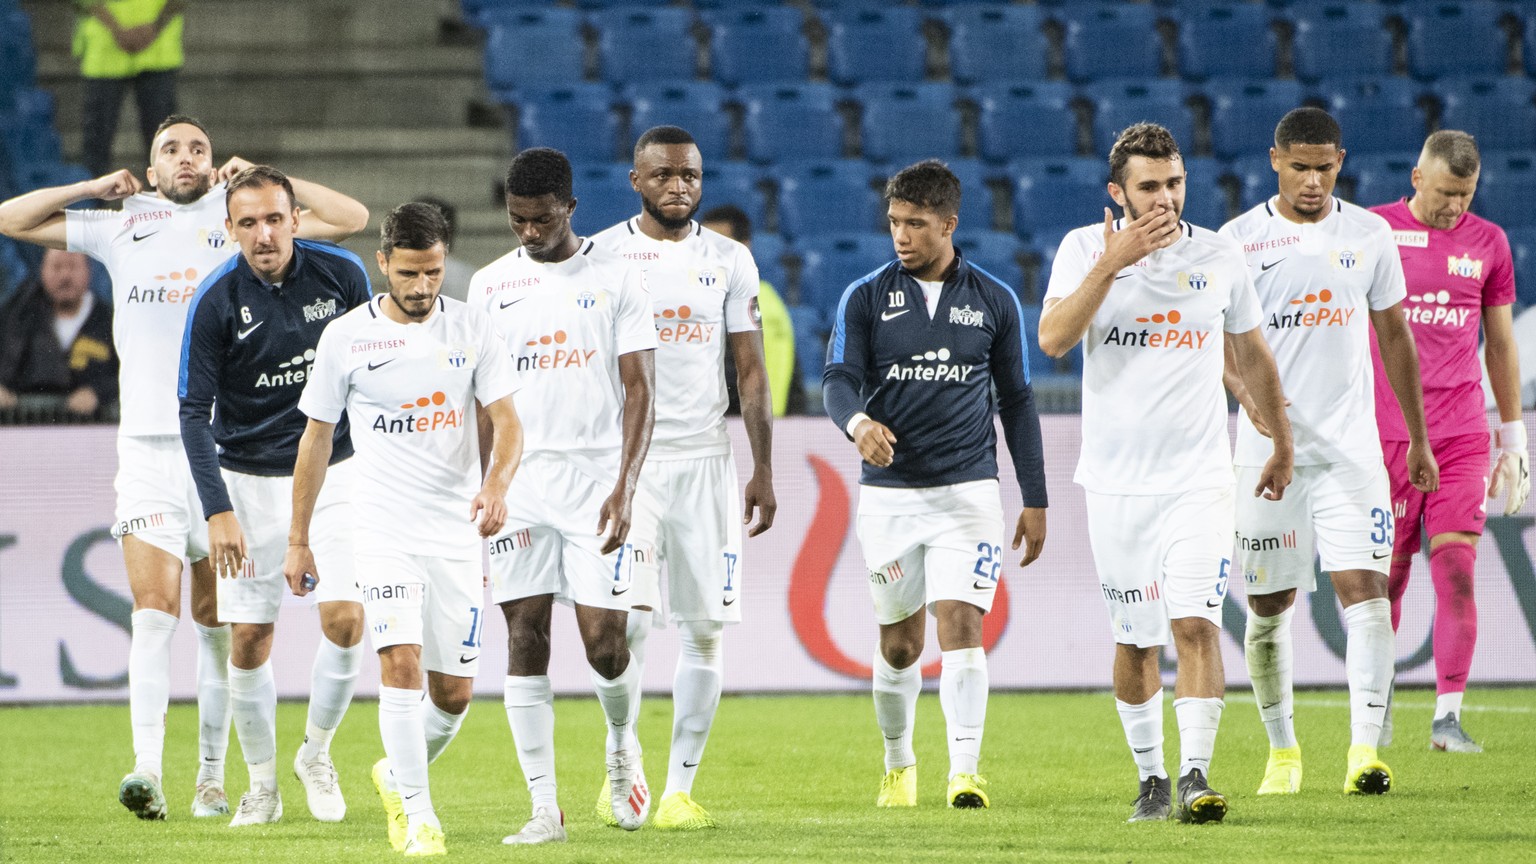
299,295,519,560
67,184,237,436
469,239,656,478
1220,197,1405,467
1046,220,1263,495
591,218,761,459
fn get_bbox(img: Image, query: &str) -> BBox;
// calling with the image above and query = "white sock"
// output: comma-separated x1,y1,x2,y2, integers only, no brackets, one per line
129,609,177,779
379,685,436,827
193,621,230,785
872,651,920,771
504,675,558,814
299,636,362,762
1245,606,1298,749
590,655,638,753
1343,598,1393,746
1174,696,1224,778
939,648,988,777
664,620,723,797
228,661,278,790
625,611,651,737
1116,689,1167,781
423,698,467,764
1435,691,1465,720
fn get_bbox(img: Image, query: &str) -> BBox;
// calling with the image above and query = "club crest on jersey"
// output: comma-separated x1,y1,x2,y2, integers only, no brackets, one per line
438,347,476,370
576,291,597,309
1330,249,1358,270
198,228,227,249
1176,271,1207,292
949,305,984,327
1447,254,1483,280
303,298,337,323
692,268,721,288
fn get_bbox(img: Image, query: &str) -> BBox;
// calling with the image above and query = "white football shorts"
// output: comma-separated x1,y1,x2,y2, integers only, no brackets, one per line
1235,460,1393,595
1086,485,1234,648
110,434,210,561
356,548,486,678
215,458,358,623
627,453,744,625
856,480,1006,625
487,453,635,612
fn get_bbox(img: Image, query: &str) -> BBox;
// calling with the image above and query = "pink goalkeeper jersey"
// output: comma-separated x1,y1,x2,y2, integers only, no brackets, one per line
1369,199,1515,441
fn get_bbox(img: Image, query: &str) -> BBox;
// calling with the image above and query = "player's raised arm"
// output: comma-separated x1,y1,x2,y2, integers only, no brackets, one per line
597,349,655,554
472,395,524,538
1229,327,1294,500
1039,206,1180,357
215,156,369,241
0,170,142,249
729,329,777,537
284,417,335,597
1370,303,1439,493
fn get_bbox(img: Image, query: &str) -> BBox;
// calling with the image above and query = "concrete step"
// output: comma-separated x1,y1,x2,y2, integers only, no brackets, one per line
36,44,482,82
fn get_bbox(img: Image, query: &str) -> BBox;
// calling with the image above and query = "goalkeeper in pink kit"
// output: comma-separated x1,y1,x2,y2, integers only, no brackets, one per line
1369,130,1528,752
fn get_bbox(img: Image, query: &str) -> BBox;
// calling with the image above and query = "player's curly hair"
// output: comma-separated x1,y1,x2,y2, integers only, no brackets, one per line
225,165,296,212
1422,130,1480,179
1274,107,1342,150
380,201,450,257
1108,123,1182,188
884,159,962,218
505,147,573,202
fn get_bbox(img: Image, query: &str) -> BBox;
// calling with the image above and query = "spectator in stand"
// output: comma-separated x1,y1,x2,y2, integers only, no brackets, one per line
75,0,186,178
0,248,118,418
413,196,475,303
700,204,804,416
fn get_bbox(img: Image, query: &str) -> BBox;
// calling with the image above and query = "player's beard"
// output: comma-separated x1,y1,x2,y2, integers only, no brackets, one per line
642,194,698,233
160,173,213,206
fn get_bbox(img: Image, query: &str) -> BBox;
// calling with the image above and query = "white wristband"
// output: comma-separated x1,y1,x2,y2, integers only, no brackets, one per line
846,412,872,438
1500,420,1527,454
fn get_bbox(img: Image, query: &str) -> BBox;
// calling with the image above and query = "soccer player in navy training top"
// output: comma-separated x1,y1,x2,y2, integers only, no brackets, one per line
823,159,1048,811
179,166,372,826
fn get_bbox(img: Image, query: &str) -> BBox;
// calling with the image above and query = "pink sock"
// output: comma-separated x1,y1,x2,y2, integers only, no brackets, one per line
1429,543,1477,695
1387,556,1412,632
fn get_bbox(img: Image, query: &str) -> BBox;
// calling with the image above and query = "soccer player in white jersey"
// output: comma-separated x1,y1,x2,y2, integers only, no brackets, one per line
1219,108,1439,797
469,148,656,845
589,125,777,831
1039,123,1293,824
0,114,367,820
288,202,524,857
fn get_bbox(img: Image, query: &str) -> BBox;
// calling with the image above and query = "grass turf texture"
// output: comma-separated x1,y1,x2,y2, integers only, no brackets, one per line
2,689,1532,863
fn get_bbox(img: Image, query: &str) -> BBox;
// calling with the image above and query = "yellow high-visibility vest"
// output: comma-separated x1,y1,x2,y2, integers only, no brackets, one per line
73,0,184,79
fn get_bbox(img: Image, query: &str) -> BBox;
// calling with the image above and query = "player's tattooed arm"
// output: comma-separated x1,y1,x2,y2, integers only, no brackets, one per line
1230,326,1293,500
729,329,777,537
0,170,141,249
284,418,335,596
598,349,656,554
1370,303,1439,493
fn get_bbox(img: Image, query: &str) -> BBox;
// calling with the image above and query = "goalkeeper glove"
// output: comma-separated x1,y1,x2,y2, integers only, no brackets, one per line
1490,421,1530,516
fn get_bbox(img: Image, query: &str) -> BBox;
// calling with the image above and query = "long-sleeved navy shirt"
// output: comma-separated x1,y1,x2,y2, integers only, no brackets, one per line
822,250,1048,507
179,239,371,519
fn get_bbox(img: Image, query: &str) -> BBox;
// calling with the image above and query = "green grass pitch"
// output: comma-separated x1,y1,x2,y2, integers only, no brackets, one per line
2,689,1532,863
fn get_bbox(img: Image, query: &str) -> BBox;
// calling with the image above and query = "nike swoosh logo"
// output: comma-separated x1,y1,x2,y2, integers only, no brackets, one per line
403,792,421,800
1367,702,1386,708
972,580,996,590
682,760,699,768
612,585,630,596
367,358,395,371
1261,701,1280,710
884,735,903,740
499,298,524,309
881,309,910,321
722,596,736,606
132,230,158,242
1115,273,1134,280
953,737,976,742
1260,259,1285,271
1206,599,1222,608
1372,551,1390,560
459,653,478,664
528,775,547,783
1133,746,1157,754
236,322,263,340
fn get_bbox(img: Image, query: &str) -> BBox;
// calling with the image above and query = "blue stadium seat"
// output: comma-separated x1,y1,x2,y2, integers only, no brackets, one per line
1434,77,1536,153
750,233,789,298
1288,3,1394,83
701,162,770,234
942,158,1000,235
1086,79,1196,157
578,0,673,8
975,81,1079,163
1319,77,1429,156
1062,4,1163,84
463,0,552,27
797,232,895,316
824,7,926,85
1343,153,1418,209
513,84,620,163
1011,158,1109,241
786,304,828,393
625,82,730,163
1528,15,1536,77
1474,152,1536,228
740,83,845,164
857,83,960,164
777,161,883,239
1018,304,1077,380
1505,227,1536,306
593,6,697,84
704,6,808,86
1174,2,1279,81
1181,156,1231,230
940,5,1049,86
1405,0,1509,80
1229,152,1277,212
482,9,585,97
571,163,639,235
1205,80,1307,160
0,9,36,105
953,231,1025,293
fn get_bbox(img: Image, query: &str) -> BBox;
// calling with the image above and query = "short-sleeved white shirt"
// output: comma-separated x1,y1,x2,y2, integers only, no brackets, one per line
1046,220,1263,494
590,218,760,459
468,239,656,479
66,184,237,436
1220,197,1405,467
298,295,520,560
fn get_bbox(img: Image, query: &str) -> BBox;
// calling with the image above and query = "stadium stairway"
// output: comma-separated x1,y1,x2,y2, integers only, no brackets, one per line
20,0,515,269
